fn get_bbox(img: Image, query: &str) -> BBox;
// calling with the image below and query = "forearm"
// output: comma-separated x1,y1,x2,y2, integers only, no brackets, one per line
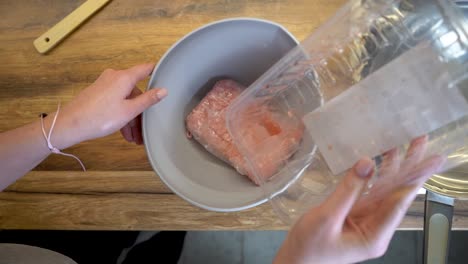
0,63,163,191
0,113,76,191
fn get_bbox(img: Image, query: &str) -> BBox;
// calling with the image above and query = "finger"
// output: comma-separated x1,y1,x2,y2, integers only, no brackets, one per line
405,155,445,185
380,148,400,176
372,155,444,233
371,136,428,197
131,115,143,145
120,124,134,143
352,155,444,260
122,63,155,84
403,135,429,167
322,158,375,228
350,149,400,212
127,88,168,118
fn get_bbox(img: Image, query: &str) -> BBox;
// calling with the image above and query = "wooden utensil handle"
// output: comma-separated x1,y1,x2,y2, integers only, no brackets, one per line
33,0,112,54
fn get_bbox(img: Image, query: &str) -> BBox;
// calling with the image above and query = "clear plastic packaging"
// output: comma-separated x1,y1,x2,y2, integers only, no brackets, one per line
226,0,468,223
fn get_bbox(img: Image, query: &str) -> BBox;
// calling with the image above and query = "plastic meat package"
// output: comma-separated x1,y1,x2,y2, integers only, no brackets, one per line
186,79,304,185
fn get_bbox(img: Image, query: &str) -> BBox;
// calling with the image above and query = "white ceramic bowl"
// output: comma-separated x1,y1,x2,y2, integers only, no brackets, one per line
143,18,298,211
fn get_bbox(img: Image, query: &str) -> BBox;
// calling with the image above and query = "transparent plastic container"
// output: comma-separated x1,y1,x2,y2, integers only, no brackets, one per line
226,0,468,223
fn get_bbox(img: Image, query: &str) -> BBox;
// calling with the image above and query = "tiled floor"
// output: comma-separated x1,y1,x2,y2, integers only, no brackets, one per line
178,231,286,264
1,230,467,263
179,231,468,264
363,231,468,264
361,231,421,264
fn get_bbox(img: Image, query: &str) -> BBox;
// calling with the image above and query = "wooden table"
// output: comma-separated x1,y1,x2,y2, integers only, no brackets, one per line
0,0,467,231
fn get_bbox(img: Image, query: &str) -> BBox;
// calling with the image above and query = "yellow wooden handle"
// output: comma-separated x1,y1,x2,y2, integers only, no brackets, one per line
33,0,112,54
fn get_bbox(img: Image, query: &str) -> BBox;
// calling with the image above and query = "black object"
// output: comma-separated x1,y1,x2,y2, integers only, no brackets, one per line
0,230,186,264
123,231,186,264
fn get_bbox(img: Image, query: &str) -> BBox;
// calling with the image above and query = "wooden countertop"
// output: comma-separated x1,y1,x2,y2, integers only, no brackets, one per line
1,0,467,230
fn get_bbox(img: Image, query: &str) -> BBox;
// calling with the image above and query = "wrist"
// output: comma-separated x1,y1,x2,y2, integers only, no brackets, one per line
41,110,82,150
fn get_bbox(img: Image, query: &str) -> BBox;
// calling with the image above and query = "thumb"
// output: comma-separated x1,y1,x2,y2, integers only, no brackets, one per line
128,88,168,117
323,158,374,226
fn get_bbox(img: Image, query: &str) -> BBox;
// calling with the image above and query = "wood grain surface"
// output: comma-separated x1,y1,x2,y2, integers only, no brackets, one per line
1,0,468,230
2,171,467,230
0,0,343,171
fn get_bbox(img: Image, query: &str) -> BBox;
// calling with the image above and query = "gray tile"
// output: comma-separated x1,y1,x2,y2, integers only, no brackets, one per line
360,231,468,264
178,231,287,264
243,231,287,264
177,231,468,264
361,231,420,264
384,231,420,263
448,231,468,264
416,230,424,264
178,231,243,264
358,231,468,264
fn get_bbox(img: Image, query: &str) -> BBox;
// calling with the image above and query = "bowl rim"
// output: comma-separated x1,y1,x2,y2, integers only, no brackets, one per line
142,17,299,212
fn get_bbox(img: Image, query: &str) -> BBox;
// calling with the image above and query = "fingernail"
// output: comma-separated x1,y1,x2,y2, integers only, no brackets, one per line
156,89,168,99
355,158,374,178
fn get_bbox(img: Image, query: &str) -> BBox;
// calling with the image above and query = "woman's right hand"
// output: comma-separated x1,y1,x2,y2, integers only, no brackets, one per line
45,63,167,149
274,136,444,264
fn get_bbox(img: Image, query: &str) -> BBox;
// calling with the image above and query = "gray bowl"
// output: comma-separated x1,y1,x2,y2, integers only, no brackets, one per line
143,18,298,211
